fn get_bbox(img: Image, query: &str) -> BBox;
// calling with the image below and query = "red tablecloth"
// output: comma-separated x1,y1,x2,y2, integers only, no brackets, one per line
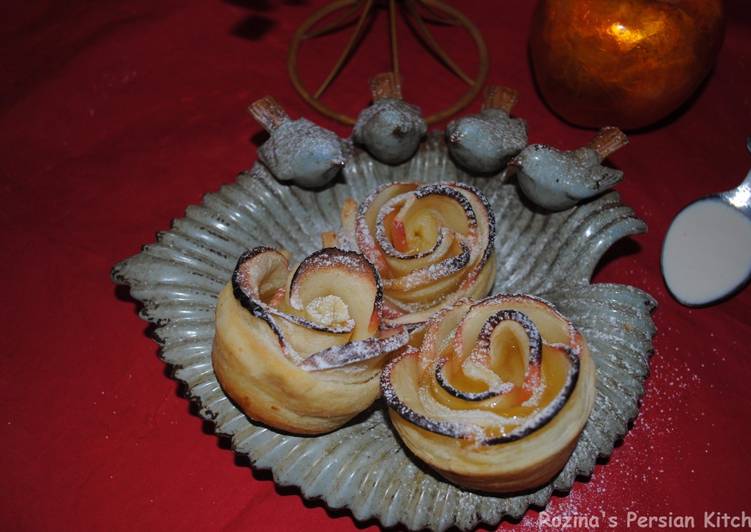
2,1,750,530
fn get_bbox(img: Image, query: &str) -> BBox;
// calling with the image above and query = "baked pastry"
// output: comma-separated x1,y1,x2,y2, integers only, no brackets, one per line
212,246,409,434
326,182,496,327
382,294,595,493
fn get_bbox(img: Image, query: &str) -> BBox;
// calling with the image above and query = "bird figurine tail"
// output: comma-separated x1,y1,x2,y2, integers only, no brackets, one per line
588,127,629,161
248,96,290,132
481,85,518,113
370,72,402,101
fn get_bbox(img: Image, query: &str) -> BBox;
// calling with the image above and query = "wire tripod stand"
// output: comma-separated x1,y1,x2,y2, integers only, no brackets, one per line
287,0,489,125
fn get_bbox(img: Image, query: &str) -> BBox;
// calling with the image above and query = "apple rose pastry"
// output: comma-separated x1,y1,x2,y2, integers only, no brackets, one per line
328,182,496,327
382,294,596,493
212,247,409,435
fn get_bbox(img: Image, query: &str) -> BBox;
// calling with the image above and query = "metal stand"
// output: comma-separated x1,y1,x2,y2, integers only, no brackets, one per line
288,0,489,125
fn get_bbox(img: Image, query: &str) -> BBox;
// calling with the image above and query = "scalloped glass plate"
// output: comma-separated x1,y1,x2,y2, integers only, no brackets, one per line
112,133,656,531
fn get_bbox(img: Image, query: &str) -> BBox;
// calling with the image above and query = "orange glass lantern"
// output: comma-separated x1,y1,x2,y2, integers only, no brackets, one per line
529,0,724,130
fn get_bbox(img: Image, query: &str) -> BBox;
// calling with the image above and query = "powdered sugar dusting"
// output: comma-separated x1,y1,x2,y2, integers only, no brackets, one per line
301,326,409,371
232,246,397,372
384,242,471,291
382,293,584,444
305,295,354,328
345,181,495,319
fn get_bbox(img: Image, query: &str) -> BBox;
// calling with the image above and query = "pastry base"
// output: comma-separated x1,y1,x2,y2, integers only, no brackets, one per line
212,284,383,435
388,339,596,493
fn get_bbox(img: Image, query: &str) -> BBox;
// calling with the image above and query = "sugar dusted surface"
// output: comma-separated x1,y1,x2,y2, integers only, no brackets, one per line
257,117,347,188
305,295,353,328
116,124,659,531
301,326,409,371
349,181,495,317
231,246,397,371
511,143,623,210
384,242,470,291
383,294,583,444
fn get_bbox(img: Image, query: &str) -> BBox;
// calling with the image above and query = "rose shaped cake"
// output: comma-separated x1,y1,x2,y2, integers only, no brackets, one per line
382,294,596,493
212,247,409,434
325,182,496,327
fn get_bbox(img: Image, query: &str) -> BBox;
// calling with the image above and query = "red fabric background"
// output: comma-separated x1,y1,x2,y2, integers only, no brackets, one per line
2,1,750,530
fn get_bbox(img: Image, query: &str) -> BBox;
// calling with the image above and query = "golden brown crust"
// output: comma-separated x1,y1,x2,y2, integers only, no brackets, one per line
341,182,496,327
212,247,408,435
382,294,596,493
213,285,383,434
388,345,594,492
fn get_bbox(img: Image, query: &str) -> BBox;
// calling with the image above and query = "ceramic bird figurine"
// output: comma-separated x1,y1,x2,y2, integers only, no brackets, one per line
248,96,348,188
446,85,527,174
352,73,427,165
506,127,628,211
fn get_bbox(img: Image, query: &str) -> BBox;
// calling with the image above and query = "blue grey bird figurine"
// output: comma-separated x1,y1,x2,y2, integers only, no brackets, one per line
506,127,628,211
352,73,427,165
446,85,527,174
249,96,348,188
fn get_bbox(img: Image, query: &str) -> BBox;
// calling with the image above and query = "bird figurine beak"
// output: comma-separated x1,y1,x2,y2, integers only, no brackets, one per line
501,157,521,181
448,131,463,144
392,126,406,138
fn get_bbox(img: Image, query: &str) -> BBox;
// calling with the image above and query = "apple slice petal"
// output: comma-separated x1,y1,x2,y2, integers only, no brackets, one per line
289,248,382,339
218,244,410,436
345,181,496,325
232,246,290,301
382,294,587,445
356,183,418,271
300,326,409,371
383,242,470,292
231,247,300,360
231,245,397,369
